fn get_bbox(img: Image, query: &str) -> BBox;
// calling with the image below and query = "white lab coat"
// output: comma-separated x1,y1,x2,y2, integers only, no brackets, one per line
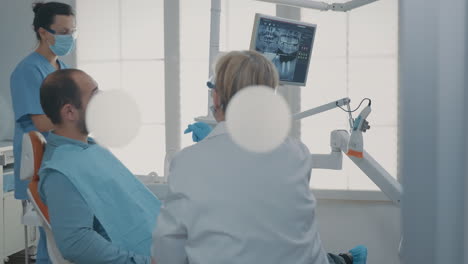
152,122,329,264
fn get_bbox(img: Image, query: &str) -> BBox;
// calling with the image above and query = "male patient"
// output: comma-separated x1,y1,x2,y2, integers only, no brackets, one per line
37,69,160,264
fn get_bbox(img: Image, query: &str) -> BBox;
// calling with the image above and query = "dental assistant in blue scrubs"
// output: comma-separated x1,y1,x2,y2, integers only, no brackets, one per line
10,2,76,263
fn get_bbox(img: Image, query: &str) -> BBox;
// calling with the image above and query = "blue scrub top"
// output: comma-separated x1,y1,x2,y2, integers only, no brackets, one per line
10,52,67,200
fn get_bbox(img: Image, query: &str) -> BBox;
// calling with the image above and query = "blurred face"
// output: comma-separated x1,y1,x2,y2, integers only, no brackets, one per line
38,14,76,45
76,75,99,135
55,73,98,135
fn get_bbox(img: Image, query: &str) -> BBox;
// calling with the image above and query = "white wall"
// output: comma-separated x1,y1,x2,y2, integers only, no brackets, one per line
76,0,166,176
0,0,76,141
316,198,400,264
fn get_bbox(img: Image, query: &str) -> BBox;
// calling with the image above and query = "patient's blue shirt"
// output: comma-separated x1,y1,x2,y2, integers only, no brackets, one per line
39,132,160,264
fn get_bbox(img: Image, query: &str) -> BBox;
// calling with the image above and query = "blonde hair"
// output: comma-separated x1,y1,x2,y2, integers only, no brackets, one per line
214,50,279,112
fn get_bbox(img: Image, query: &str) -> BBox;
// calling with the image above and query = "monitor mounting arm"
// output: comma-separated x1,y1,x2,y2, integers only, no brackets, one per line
255,0,380,12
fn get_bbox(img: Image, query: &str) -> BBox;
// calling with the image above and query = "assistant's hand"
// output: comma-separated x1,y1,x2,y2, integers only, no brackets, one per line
184,122,212,142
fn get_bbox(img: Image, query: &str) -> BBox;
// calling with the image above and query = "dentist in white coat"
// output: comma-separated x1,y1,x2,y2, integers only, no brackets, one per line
152,50,364,264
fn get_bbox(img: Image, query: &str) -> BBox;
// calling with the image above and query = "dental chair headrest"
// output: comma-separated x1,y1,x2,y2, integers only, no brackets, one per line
20,131,46,181
22,131,51,224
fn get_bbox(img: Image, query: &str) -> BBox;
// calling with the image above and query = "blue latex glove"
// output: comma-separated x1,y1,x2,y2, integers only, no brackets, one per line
184,122,212,142
349,245,367,264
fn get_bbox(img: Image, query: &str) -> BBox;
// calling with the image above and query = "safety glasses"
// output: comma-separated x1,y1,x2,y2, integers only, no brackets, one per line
46,28,78,39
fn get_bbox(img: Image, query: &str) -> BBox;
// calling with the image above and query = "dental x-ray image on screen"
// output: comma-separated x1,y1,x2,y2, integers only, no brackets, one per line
250,14,317,86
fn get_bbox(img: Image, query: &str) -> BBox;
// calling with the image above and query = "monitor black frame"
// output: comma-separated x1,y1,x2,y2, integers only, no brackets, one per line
250,13,317,86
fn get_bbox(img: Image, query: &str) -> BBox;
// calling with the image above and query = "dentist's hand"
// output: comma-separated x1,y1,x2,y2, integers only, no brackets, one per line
184,122,212,142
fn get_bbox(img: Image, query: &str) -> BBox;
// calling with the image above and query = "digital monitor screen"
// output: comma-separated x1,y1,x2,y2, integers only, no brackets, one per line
250,14,317,86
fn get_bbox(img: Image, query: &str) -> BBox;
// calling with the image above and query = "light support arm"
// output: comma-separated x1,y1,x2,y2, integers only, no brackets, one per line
257,0,331,11
313,130,403,206
311,152,342,169
311,130,345,170
339,0,380,11
255,0,380,12
198,97,351,126
293,97,350,120
294,98,401,205
349,148,402,206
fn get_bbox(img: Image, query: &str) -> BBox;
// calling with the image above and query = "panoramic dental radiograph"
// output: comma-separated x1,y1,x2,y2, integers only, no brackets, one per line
274,29,301,81
251,14,316,86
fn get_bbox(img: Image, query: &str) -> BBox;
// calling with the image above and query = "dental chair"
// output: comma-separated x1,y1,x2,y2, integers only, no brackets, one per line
20,131,71,264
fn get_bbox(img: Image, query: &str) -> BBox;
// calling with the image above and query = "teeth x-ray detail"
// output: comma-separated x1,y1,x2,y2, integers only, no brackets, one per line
251,14,316,86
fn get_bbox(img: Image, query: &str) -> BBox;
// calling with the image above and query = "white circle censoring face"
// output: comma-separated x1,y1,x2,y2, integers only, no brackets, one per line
86,90,141,148
226,85,291,153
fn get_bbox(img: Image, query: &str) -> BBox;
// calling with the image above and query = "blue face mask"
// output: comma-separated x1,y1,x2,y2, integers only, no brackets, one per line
46,29,76,56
